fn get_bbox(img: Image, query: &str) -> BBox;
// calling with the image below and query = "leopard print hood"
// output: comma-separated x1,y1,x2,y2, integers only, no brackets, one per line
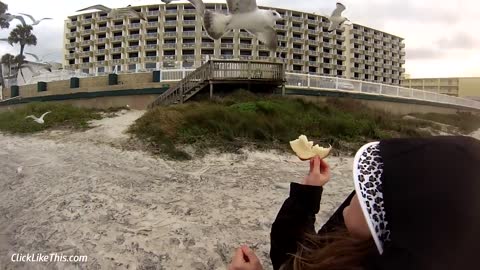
353,136,480,270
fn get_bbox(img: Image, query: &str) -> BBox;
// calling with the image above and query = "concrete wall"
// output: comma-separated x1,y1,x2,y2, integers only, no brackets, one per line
0,94,159,113
289,95,461,115
1,72,172,99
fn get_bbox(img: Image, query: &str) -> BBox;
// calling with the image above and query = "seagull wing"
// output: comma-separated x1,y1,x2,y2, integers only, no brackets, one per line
331,2,346,17
186,0,205,16
248,26,277,51
227,0,257,14
77,5,112,13
19,13,36,23
25,52,41,62
40,111,51,119
26,115,38,120
328,21,340,32
40,18,53,21
13,15,26,26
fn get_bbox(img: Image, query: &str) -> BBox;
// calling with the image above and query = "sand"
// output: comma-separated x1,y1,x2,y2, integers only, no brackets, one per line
0,110,355,270
0,110,478,269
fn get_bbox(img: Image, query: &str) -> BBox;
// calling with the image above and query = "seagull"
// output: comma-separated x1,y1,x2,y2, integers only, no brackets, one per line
16,166,23,175
187,0,282,51
19,13,52,26
0,13,26,26
161,0,175,3
328,2,349,32
25,111,51,124
24,53,53,72
76,4,146,21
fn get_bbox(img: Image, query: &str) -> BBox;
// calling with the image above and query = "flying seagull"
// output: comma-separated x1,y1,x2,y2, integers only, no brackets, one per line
180,0,282,51
328,2,349,32
76,4,146,21
161,0,175,4
19,13,52,26
25,53,53,72
26,111,51,124
0,38,13,46
0,13,26,26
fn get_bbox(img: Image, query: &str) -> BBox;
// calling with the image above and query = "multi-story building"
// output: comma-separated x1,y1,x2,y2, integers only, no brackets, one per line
63,2,406,85
402,77,480,99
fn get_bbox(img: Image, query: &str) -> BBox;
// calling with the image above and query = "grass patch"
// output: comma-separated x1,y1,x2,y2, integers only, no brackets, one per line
411,112,480,134
0,102,103,134
129,90,442,159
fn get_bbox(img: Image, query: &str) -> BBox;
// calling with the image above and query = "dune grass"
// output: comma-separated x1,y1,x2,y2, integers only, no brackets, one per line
129,90,437,160
0,102,103,134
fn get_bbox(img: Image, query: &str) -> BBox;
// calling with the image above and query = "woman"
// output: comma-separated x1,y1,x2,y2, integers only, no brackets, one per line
228,136,480,270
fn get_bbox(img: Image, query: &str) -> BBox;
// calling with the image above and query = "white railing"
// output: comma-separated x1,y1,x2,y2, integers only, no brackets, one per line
283,73,480,110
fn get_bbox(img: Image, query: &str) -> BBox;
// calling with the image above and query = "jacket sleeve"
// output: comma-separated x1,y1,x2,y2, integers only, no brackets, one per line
270,182,323,270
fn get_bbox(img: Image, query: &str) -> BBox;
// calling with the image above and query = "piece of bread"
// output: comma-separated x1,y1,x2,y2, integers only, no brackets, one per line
290,135,332,159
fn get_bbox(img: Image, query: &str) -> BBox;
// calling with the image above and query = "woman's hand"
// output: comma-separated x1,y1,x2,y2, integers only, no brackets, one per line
228,245,263,270
303,156,331,187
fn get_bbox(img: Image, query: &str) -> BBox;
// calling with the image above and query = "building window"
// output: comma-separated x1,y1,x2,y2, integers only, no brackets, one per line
309,67,317,73
129,52,138,58
82,57,89,63
69,59,75,65
240,50,251,56
82,69,89,74
128,64,136,71
221,49,233,55
96,55,105,61
146,51,157,57
112,54,121,59
259,51,269,57
164,50,175,56
293,65,302,71
201,49,214,55
97,67,105,73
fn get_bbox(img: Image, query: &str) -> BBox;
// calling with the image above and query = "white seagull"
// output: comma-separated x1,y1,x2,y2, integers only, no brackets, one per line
76,4,146,21
328,2,349,32
179,0,282,51
19,13,53,26
25,111,51,124
0,13,26,26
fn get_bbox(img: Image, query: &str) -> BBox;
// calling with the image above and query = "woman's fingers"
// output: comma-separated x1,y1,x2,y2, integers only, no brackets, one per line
320,158,330,176
241,245,259,264
231,247,246,264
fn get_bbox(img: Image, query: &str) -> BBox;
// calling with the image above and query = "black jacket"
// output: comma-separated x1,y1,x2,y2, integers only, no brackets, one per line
270,136,480,270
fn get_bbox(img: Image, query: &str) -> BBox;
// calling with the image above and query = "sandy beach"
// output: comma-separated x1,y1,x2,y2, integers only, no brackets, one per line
0,110,478,269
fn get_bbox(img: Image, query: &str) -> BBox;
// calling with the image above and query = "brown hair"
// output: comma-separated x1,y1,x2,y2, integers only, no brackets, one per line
285,229,377,270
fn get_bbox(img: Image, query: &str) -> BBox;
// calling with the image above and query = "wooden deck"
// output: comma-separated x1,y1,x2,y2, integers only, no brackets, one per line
149,60,285,108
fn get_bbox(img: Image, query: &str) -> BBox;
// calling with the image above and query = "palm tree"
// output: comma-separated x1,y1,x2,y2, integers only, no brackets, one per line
1,53,15,77
0,1,9,29
8,24,37,57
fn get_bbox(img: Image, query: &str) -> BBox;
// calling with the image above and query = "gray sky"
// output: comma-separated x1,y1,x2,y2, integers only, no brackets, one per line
1,0,479,78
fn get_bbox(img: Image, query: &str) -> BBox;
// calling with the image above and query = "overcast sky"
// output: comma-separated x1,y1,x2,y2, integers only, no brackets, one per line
1,0,478,78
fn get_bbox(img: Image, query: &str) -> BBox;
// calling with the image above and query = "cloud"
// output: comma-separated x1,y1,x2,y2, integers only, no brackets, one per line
436,33,480,50
406,48,445,60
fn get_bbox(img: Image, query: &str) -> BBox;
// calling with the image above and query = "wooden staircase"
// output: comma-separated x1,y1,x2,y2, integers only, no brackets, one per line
149,60,285,108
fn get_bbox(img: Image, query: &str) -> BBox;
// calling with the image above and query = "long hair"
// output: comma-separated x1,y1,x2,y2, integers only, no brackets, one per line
283,229,377,270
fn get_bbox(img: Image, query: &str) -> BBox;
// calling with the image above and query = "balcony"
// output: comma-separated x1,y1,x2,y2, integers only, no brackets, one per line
97,27,107,33
292,27,303,32
364,31,374,38
66,21,77,28
164,32,177,37
66,53,75,59
219,55,235,59
292,48,303,54
292,59,303,65
96,38,107,44
112,25,123,31
95,49,107,55
163,55,176,61
337,55,346,61
307,29,317,35
127,57,139,63
182,43,196,48
239,44,253,49
112,36,123,42
145,44,158,50
239,55,253,60
322,63,333,69
96,60,108,66
183,31,196,37
337,65,346,71
365,60,374,65
82,18,92,25
147,11,160,16
165,9,178,14
292,37,304,43
81,40,92,46
66,32,77,38
278,35,287,41
374,52,384,58
220,43,234,48
163,43,176,49
239,32,250,38
142,33,157,40
321,52,334,58
80,63,91,68
307,19,317,24
291,16,303,23
275,25,287,30
82,29,93,35
97,16,108,23
147,22,159,27
374,34,382,40
129,23,141,29
258,56,271,61
201,42,214,48
365,50,374,56
323,42,334,49
308,61,318,66
128,34,140,40
111,59,123,64
335,44,344,50
322,32,333,38
336,35,345,41
164,20,177,26
183,8,197,15
184,20,196,25
400,43,405,48
145,56,158,62
400,58,406,64
127,46,140,52
111,47,123,53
